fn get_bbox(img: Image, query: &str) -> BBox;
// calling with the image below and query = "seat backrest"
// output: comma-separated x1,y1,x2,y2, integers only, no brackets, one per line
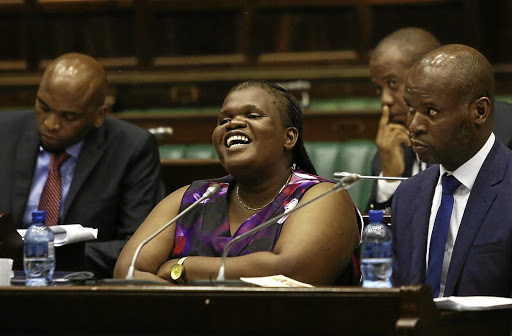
159,141,376,210
184,144,218,159
305,140,377,210
159,144,187,159
159,144,218,159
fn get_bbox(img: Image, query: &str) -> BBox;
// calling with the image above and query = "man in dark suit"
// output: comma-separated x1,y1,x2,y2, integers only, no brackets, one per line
392,44,512,297
365,28,512,213
0,53,166,279
365,28,440,212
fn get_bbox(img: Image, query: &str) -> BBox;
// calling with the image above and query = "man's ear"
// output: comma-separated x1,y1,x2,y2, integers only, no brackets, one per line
472,97,491,126
94,104,108,128
284,126,298,151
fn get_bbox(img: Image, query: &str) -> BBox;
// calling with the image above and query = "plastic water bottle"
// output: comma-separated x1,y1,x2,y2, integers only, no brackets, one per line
23,210,55,286
360,209,392,288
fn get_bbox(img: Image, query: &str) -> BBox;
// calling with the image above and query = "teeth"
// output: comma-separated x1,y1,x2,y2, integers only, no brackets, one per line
226,135,249,148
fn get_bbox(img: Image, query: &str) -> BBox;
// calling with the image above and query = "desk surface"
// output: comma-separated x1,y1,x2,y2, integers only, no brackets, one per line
1,284,510,335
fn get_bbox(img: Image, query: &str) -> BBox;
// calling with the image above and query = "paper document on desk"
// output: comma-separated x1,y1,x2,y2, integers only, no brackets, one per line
240,274,314,288
434,296,512,311
18,224,98,247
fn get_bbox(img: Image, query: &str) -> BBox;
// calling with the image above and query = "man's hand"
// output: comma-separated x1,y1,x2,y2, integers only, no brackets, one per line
375,105,411,177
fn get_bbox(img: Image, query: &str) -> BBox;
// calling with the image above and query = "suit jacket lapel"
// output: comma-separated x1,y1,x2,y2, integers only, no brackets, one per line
12,120,40,225
444,141,508,296
62,125,107,219
409,166,439,284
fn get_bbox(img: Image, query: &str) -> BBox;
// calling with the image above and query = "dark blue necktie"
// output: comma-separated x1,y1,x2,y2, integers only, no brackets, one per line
425,173,461,297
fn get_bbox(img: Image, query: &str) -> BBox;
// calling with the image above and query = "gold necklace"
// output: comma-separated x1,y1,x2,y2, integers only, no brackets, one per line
236,173,292,211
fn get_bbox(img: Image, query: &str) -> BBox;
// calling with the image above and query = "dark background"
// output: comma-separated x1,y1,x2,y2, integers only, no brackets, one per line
0,0,510,113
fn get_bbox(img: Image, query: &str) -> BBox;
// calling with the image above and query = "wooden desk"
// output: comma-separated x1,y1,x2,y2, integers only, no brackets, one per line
1,284,510,335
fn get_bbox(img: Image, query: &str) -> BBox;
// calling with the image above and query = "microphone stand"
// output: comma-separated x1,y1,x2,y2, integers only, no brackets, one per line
214,174,361,282
125,184,221,280
333,172,408,181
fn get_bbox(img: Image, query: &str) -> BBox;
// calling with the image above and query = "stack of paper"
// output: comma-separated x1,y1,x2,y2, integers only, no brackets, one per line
18,224,98,247
435,296,512,311
240,274,314,287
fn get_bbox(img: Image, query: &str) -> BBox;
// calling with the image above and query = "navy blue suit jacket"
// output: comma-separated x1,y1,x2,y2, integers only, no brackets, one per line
391,140,512,297
366,100,512,213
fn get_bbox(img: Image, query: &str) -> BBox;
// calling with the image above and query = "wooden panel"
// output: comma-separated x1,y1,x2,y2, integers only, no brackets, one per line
160,159,227,194
153,54,246,68
0,285,511,335
149,0,243,11
256,0,460,6
36,0,135,12
115,113,217,144
114,109,380,144
2,0,510,113
0,0,23,12
258,50,359,66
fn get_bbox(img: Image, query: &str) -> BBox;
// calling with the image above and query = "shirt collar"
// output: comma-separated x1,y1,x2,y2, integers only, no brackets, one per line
439,133,495,191
38,140,84,160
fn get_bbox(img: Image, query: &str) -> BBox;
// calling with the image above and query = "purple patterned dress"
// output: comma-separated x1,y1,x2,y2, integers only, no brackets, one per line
170,169,360,284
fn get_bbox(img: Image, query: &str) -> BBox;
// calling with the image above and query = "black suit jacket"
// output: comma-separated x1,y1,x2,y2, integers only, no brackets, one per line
365,99,512,213
0,110,166,278
391,140,512,297
364,145,416,212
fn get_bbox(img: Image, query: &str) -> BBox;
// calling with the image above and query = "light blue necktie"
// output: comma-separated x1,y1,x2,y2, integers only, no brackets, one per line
425,173,461,297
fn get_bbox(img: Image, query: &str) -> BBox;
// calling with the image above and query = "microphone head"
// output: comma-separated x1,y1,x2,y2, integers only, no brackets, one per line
337,174,361,189
204,183,221,197
333,171,352,180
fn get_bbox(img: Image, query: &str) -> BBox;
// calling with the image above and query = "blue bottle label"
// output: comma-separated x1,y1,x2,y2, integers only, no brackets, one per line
25,242,54,258
361,241,392,258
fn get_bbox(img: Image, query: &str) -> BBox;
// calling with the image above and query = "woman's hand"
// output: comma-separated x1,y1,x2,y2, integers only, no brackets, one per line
113,186,188,281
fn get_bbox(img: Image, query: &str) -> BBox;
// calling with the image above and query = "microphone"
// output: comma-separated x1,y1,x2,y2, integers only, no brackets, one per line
333,171,409,181
214,173,361,283
125,183,221,280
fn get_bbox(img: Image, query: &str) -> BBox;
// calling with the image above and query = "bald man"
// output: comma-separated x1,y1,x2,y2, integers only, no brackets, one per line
0,53,165,278
365,28,512,213
366,28,441,212
392,44,512,298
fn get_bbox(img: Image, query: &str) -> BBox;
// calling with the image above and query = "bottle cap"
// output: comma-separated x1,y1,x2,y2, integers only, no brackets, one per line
31,210,47,222
368,209,384,223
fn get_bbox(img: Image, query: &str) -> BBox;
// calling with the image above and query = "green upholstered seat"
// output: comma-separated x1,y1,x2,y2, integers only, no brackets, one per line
159,144,218,159
184,144,218,159
159,141,376,210
304,140,377,211
159,144,187,159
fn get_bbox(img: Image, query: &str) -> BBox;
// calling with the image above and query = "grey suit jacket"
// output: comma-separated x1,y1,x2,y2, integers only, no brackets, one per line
391,140,512,297
0,110,166,278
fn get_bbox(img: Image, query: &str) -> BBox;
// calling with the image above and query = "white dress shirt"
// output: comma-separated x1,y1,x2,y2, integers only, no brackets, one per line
426,133,495,297
376,153,427,203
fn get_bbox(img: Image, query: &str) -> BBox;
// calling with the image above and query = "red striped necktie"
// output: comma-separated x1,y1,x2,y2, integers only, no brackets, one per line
38,152,70,226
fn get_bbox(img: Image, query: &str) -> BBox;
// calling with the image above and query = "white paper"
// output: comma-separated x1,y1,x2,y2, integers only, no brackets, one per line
240,274,314,288
17,224,98,247
434,296,512,311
